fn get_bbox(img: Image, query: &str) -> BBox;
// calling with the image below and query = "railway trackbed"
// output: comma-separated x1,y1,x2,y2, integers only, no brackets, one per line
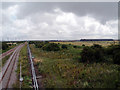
0,44,24,89
0,45,19,60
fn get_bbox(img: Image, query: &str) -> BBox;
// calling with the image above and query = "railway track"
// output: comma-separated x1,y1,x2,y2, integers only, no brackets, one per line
0,44,24,89
27,43,39,90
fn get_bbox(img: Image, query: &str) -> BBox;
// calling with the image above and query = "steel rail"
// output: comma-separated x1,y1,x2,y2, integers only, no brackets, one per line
5,45,23,89
0,44,24,89
0,45,21,83
5,50,18,89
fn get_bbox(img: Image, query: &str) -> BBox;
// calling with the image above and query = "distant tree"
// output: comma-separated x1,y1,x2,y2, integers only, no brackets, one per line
73,45,77,48
82,44,85,47
73,45,81,48
2,43,9,50
91,44,102,49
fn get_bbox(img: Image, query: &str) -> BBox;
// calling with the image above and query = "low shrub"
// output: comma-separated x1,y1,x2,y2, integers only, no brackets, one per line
81,47,94,63
73,45,77,48
81,45,104,63
113,51,120,65
34,41,49,48
61,44,68,49
91,44,102,49
42,43,60,51
81,44,120,64
82,44,85,46
105,45,120,64
73,45,81,48
35,43,44,48
2,43,9,50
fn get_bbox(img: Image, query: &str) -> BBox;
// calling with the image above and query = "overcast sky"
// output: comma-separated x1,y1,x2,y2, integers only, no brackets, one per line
1,2,118,40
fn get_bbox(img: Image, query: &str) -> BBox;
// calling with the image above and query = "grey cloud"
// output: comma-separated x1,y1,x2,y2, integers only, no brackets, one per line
2,2,118,23
2,2,118,40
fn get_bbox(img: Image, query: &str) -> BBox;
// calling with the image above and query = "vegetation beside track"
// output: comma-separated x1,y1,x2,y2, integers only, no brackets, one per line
30,41,120,88
13,44,32,88
1,41,24,54
2,42,17,53
0,53,12,70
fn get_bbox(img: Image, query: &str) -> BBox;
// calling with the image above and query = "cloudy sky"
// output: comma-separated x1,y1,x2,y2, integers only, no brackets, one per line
1,2,118,40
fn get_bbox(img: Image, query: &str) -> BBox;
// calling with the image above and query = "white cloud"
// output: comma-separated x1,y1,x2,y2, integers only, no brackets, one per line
2,6,118,40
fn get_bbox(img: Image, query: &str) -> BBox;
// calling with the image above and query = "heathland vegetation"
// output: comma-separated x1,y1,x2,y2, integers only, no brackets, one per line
29,41,120,88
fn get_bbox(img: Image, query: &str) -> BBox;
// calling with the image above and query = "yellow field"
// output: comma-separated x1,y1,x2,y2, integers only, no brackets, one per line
52,41,119,47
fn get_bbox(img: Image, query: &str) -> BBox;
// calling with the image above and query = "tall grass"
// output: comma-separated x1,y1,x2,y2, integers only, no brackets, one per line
30,44,120,88
13,44,32,88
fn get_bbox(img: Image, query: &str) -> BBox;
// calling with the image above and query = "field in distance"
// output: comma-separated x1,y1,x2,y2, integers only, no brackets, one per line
52,41,119,47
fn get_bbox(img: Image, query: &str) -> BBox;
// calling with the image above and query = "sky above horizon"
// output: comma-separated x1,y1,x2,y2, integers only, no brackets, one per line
1,2,118,41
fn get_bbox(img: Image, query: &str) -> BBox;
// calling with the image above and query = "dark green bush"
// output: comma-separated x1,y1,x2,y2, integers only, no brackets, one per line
112,45,120,65
35,42,44,48
105,45,120,55
82,44,85,46
42,43,60,51
2,43,9,50
81,46,104,63
34,41,49,48
73,45,77,48
73,45,81,48
73,45,80,48
81,44,120,64
44,41,49,44
94,48,104,62
91,44,102,49
61,44,68,49
81,47,94,62
113,51,120,65
104,45,120,65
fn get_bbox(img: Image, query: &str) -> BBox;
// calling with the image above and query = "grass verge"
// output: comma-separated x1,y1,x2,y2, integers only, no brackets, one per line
0,53,12,71
13,44,32,88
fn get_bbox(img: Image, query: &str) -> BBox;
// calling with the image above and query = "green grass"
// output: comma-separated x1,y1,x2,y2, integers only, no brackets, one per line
0,49,2,54
13,44,32,88
31,44,82,60
0,53,12,68
0,53,12,72
30,44,120,88
39,59,119,88
2,54,12,66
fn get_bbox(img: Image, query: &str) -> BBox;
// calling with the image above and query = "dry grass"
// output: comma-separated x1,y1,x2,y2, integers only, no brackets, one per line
34,58,43,63
52,41,119,47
